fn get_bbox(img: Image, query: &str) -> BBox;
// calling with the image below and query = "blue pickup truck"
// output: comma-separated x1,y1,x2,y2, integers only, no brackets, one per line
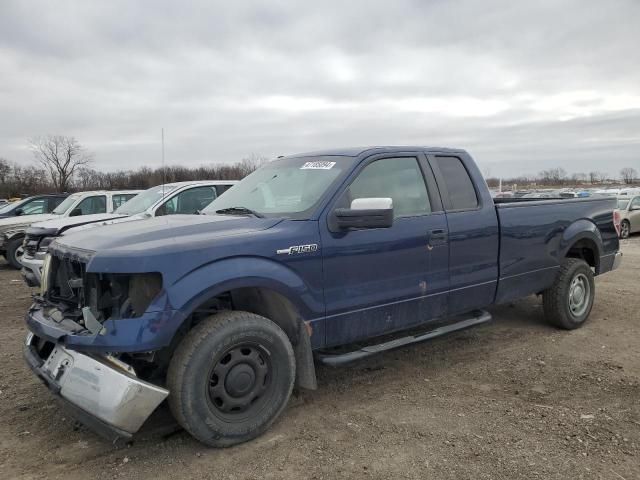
24,147,622,447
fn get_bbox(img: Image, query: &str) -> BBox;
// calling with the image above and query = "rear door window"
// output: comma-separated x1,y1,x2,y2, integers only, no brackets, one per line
112,194,137,210
21,199,47,215
434,156,478,210
46,197,65,212
75,195,107,215
157,186,217,215
215,184,234,196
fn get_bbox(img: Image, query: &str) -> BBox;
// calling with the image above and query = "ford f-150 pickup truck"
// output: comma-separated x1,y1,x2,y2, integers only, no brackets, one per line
23,147,622,447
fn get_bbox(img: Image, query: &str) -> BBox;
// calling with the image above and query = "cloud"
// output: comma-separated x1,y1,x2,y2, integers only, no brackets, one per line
1,0,639,177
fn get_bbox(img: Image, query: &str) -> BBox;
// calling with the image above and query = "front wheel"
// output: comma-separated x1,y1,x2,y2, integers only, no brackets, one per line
620,220,630,239
167,311,295,447
6,236,25,269
543,258,595,330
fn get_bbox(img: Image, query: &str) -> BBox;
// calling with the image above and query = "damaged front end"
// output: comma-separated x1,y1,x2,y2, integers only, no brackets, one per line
24,246,171,441
42,252,162,334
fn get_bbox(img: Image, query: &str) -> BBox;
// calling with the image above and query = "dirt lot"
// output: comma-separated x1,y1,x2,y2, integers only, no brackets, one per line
1,239,638,480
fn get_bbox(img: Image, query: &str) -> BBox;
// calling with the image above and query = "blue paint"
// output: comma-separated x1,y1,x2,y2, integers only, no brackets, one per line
26,147,620,353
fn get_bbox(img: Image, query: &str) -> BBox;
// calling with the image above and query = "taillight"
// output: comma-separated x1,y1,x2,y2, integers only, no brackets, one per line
613,210,621,237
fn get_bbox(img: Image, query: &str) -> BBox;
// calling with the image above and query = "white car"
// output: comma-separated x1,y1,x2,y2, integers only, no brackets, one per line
20,180,237,286
0,190,140,269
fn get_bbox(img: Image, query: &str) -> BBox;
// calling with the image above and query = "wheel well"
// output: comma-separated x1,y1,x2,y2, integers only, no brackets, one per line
566,238,599,274
186,287,317,390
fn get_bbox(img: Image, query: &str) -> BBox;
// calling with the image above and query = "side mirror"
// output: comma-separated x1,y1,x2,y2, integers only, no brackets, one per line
14,208,23,216
334,198,394,230
69,208,82,217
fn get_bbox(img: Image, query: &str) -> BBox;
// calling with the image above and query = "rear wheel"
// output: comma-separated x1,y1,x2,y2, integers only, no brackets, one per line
167,311,295,447
543,258,595,330
620,220,630,239
6,236,25,269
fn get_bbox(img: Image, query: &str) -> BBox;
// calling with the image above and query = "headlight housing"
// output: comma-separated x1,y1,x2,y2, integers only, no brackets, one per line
40,254,52,295
38,236,55,253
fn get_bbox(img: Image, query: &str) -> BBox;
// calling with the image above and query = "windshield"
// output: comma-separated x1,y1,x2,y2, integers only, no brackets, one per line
203,156,353,219
115,184,178,215
0,199,24,213
52,194,81,214
618,199,630,210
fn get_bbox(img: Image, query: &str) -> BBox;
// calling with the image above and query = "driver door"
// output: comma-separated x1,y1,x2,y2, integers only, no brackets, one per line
320,154,449,347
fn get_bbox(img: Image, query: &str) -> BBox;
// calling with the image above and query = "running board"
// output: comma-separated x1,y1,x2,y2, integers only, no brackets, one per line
316,310,492,367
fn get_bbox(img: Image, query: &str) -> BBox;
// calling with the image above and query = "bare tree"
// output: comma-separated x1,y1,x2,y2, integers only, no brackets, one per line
620,167,638,185
0,158,10,185
28,135,92,192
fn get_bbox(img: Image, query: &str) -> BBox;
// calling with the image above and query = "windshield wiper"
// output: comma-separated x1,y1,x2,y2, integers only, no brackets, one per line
215,207,264,218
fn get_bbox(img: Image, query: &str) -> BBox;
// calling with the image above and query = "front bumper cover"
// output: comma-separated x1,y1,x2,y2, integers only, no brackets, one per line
24,333,169,440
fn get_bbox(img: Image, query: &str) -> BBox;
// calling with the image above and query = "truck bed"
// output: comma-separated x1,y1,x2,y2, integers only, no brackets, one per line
493,196,619,304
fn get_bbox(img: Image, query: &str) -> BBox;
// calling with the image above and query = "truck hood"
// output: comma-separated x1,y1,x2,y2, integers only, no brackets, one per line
63,212,149,234
53,214,282,256
0,213,58,233
27,213,127,236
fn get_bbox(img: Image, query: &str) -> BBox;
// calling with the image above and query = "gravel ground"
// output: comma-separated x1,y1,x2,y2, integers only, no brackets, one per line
0,238,638,480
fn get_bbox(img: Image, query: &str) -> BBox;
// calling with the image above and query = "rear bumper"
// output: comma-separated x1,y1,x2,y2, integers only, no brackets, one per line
612,251,623,271
599,251,622,274
24,333,168,439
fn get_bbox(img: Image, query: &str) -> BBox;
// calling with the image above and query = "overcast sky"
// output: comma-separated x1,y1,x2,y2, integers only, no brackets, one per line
1,0,639,178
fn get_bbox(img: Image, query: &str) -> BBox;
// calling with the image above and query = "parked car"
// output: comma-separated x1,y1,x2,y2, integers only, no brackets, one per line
0,190,140,269
0,194,68,219
21,181,237,286
617,195,640,239
24,147,621,447
0,199,9,207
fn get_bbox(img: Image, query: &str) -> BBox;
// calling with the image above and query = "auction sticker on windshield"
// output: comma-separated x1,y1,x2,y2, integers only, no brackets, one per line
300,161,336,170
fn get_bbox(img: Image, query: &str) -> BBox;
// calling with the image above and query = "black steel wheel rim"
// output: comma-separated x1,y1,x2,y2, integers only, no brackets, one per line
207,343,273,420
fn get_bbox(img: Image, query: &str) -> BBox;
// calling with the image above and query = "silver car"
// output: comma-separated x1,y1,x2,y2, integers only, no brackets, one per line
618,195,640,239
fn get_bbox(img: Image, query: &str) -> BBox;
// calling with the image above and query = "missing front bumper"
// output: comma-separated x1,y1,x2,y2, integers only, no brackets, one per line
24,333,169,440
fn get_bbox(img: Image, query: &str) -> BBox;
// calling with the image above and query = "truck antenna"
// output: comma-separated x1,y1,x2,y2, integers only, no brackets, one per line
162,128,166,198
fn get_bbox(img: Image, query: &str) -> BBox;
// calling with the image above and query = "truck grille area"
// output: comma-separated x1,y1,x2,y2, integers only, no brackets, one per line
23,233,40,257
44,251,162,326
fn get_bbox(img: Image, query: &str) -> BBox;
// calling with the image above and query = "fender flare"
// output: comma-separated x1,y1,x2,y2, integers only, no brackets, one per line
166,256,321,390
170,256,319,321
559,219,603,271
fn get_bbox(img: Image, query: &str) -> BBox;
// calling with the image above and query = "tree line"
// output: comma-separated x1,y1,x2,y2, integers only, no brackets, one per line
0,136,264,199
485,166,638,189
1,135,638,198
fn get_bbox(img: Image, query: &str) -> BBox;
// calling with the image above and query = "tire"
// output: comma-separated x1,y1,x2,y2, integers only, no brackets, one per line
167,310,295,447
620,220,630,239
6,236,25,269
543,258,595,330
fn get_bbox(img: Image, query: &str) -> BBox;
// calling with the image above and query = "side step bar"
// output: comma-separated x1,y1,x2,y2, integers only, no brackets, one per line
316,310,492,367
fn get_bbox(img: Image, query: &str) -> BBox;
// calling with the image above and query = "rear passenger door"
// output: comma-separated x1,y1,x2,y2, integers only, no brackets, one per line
427,154,499,315
321,153,449,346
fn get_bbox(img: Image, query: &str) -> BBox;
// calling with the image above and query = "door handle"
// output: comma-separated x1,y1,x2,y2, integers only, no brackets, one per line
428,229,448,247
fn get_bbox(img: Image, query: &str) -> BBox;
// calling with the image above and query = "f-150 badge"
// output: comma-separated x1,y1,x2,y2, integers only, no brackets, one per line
276,244,319,255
